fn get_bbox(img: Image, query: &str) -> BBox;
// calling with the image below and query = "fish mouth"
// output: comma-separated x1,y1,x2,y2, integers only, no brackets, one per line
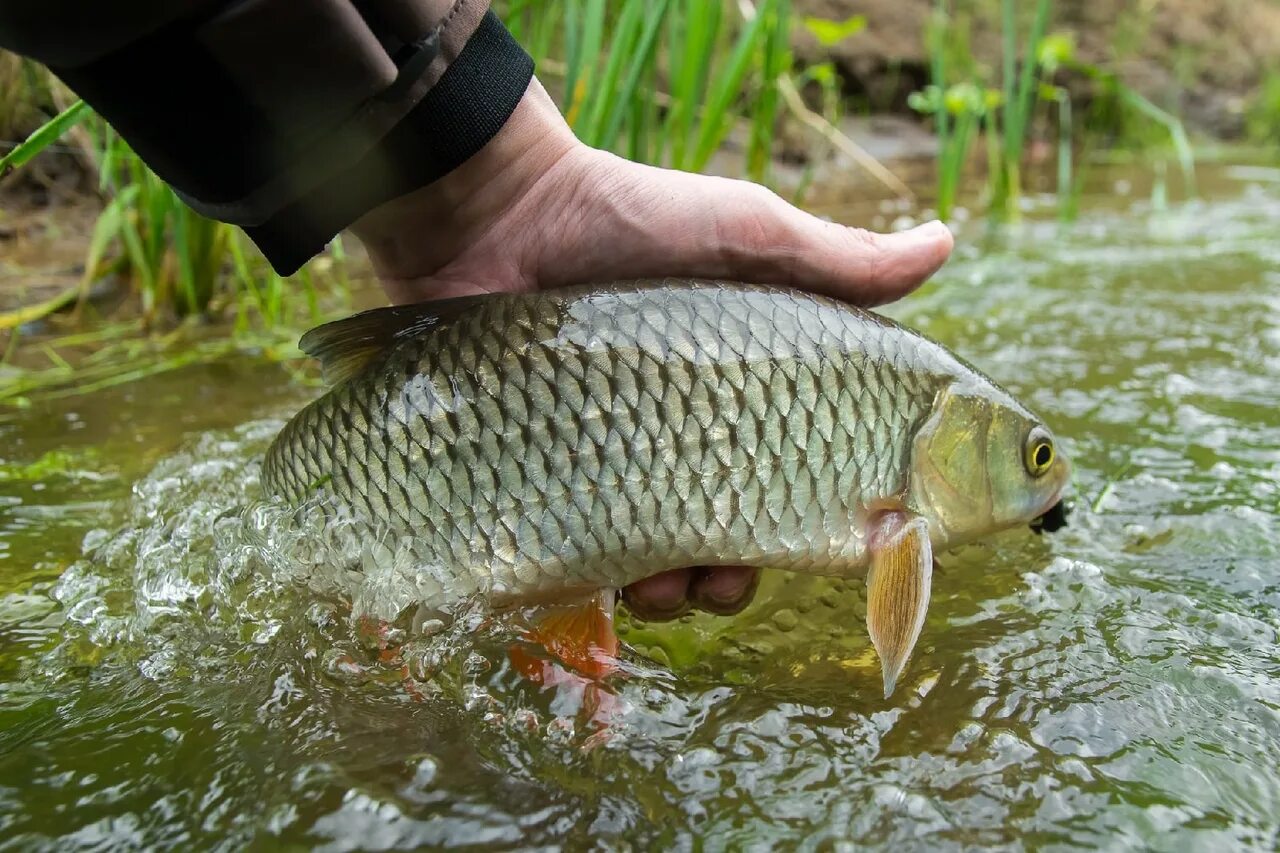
1030,498,1069,535
1029,457,1072,536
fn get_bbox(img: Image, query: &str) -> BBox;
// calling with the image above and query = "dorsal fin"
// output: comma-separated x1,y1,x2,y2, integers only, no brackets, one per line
299,295,488,384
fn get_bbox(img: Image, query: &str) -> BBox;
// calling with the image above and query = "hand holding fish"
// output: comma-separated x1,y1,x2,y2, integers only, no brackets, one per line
347,79,955,624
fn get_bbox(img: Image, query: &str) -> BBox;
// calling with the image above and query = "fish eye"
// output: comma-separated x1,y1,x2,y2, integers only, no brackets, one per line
1024,427,1055,477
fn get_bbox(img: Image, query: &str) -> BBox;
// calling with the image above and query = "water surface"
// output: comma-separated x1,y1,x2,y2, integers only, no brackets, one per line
2,170,1279,850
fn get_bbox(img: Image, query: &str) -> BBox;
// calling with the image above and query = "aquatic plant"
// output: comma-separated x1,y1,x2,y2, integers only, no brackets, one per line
912,0,1060,220
2,102,349,334
504,0,793,181
0,104,353,407
87,125,351,329
1246,70,1280,147
4,2,841,405
913,0,1195,222
6,0,909,352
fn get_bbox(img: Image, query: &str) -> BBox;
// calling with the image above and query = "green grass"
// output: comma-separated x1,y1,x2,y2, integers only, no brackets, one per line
913,0,1060,220
505,0,796,182
912,0,1196,222
1,109,352,334
85,124,352,329
4,1,800,343
2,0,1207,385
1246,70,1280,146
0,98,89,179
2,2,811,406
1,102,354,407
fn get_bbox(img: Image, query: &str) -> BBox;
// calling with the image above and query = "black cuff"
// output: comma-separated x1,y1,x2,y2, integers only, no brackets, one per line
53,8,532,276
244,12,533,274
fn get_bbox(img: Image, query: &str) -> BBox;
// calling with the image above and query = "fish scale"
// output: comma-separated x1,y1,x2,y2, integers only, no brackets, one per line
264,280,974,606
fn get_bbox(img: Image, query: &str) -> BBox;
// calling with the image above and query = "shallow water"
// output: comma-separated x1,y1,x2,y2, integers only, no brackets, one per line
3,171,1280,850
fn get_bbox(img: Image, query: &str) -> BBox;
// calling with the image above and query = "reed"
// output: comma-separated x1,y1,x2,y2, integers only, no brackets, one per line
990,0,1051,217
3,2,807,404
914,0,1194,222
505,0,793,181
914,0,1055,220
1,108,349,335
0,116,346,407
5,1,800,340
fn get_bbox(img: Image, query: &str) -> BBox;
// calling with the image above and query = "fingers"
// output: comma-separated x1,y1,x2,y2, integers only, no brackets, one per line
621,566,761,622
545,152,953,308
689,173,955,307
688,566,760,616
694,174,954,306
621,568,693,621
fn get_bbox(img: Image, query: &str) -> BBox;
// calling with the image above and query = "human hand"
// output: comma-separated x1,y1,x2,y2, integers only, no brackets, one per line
351,79,954,621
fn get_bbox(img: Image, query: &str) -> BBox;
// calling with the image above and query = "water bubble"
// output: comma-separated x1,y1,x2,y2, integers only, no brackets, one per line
464,652,492,676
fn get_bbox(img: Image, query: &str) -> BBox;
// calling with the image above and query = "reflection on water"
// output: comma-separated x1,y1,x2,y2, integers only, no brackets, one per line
2,172,1280,849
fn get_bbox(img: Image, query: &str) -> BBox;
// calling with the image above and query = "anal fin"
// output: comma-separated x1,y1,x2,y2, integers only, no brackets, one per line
516,589,620,681
866,513,934,698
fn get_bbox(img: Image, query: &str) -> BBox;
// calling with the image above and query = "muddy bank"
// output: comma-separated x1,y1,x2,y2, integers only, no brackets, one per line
794,0,1280,139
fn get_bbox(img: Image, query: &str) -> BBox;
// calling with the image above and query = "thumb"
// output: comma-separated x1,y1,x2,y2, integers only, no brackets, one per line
558,153,954,307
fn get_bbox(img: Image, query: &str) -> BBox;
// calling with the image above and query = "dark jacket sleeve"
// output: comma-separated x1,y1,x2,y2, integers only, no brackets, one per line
0,0,534,274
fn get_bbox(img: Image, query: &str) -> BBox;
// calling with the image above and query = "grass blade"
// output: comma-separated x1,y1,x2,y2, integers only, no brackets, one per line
580,0,646,146
1007,0,1051,166
0,99,90,177
748,0,791,182
565,0,606,128
692,0,776,172
598,0,671,151
669,0,723,169
1119,87,1197,196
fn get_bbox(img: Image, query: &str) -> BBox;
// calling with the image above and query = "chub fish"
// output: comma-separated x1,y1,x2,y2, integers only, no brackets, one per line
264,280,1070,696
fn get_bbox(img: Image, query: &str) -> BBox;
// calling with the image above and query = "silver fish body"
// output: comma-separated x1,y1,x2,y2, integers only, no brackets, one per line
264,280,1059,609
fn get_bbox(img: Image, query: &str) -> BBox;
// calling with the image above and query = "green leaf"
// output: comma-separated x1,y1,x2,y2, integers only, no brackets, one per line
943,83,985,117
0,100,91,178
83,184,138,285
598,0,671,151
908,86,943,115
1037,32,1074,74
667,0,722,169
800,14,866,47
565,0,606,128
580,0,646,145
691,0,776,171
809,61,837,86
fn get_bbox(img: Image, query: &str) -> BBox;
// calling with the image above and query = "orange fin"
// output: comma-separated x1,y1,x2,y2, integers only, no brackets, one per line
526,589,620,680
508,590,623,726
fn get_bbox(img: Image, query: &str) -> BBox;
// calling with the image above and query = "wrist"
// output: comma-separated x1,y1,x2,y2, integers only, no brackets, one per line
351,78,580,285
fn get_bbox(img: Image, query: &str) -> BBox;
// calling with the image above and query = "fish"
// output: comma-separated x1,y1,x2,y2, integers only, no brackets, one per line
263,279,1070,697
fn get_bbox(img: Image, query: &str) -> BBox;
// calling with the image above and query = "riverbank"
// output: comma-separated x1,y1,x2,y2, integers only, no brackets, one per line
794,0,1280,140
3,0,1276,334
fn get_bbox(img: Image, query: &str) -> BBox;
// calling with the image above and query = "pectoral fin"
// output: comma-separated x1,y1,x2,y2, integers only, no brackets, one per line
866,513,934,699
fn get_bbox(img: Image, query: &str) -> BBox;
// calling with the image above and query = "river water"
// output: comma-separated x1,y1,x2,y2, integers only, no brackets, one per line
2,169,1279,849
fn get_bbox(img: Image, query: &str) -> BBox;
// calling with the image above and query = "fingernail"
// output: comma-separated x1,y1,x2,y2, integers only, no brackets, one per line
878,220,948,247
908,219,950,238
